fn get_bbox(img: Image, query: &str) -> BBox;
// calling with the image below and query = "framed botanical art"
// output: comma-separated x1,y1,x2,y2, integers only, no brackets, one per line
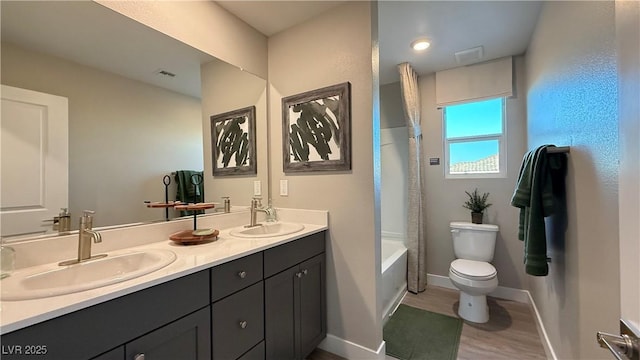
282,82,351,173
210,106,256,176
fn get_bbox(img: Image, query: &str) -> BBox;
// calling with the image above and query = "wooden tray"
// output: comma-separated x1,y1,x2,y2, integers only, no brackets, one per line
169,229,219,245
174,203,215,211
146,201,185,208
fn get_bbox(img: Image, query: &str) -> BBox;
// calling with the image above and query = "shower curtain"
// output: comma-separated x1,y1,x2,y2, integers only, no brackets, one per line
398,63,427,293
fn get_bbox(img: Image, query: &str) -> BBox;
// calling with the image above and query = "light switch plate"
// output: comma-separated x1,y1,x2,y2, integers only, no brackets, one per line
253,180,261,196
280,180,288,196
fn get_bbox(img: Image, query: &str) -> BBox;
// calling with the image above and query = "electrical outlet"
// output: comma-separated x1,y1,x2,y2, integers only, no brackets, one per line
280,180,288,196
253,180,261,196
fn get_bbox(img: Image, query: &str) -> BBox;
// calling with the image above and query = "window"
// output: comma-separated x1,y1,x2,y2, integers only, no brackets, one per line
443,98,506,178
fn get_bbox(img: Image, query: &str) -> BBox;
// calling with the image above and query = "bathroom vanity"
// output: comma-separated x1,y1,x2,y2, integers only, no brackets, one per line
0,210,327,360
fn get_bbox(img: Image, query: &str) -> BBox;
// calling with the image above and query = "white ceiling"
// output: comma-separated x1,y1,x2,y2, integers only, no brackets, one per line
216,1,345,36
1,1,543,95
1,1,215,98
218,0,543,84
378,1,542,84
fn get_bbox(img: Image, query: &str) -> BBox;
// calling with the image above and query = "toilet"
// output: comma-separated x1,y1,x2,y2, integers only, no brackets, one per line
448,221,499,323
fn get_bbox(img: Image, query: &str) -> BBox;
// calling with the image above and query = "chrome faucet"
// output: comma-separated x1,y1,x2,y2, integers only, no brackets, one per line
59,210,106,266
246,197,268,228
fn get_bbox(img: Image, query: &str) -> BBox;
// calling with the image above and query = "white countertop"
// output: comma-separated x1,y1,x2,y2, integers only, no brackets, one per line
0,208,328,334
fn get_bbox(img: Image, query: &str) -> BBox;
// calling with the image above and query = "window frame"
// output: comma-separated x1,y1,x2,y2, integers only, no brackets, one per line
442,98,507,179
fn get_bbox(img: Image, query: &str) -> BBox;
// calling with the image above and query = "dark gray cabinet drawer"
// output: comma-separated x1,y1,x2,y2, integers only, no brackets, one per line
238,341,265,360
211,252,263,302
126,307,211,360
91,347,123,360
264,232,325,277
212,282,264,360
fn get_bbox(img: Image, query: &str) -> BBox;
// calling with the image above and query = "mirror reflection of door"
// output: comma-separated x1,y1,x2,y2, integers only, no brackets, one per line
1,85,68,238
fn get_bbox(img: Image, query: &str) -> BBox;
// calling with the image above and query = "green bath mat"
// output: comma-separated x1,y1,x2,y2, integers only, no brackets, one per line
384,304,463,360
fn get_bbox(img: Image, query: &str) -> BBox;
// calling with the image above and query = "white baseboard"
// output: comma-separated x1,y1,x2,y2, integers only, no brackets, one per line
427,273,557,360
526,291,558,360
318,334,386,360
426,273,457,291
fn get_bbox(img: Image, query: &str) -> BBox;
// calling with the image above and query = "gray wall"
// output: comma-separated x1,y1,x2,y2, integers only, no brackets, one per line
380,82,404,129
268,2,382,353
420,56,528,289
525,2,620,358
1,42,203,228
201,59,268,207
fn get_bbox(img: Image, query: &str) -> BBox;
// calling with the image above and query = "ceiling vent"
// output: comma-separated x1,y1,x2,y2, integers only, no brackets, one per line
455,46,484,65
154,69,176,78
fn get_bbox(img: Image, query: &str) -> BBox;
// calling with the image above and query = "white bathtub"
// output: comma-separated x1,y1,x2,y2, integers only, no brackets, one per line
381,238,407,324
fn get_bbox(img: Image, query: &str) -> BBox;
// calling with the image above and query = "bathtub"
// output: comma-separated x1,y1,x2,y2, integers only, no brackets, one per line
381,238,408,324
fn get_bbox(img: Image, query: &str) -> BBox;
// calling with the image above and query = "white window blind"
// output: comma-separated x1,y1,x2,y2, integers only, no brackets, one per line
435,56,513,107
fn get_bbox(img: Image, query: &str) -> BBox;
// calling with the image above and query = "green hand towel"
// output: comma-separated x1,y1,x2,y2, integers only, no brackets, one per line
175,170,204,216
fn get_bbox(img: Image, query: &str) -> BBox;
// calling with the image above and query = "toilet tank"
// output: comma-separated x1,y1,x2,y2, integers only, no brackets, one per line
450,222,499,262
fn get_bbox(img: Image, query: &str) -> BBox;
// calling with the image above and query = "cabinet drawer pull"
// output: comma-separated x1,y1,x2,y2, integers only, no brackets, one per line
238,271,247,279
134,354,145,360
239,320,248,329
302,269,308,276
295,272,303,278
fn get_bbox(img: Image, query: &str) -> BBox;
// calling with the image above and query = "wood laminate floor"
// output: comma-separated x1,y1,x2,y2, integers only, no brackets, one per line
307,285,547,360
401,286,547,360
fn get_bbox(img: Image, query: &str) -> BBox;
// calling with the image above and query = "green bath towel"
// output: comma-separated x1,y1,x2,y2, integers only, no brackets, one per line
511,145,556,276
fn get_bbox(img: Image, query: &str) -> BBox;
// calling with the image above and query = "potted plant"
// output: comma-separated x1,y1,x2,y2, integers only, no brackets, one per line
463,188,492,224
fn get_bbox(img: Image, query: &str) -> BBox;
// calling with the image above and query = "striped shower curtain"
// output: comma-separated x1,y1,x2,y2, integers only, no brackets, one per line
398,63,427,293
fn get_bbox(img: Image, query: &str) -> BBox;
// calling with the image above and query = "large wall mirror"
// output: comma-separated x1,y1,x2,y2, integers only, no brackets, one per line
0,1,268,239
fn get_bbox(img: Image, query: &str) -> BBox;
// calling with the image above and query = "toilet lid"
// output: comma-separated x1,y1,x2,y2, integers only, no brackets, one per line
450,259,497,280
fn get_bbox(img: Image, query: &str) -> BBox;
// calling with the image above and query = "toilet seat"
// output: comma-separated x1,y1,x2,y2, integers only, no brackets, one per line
450,259,496,281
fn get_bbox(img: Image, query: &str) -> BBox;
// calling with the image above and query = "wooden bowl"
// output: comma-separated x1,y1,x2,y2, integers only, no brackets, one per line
169,229,219,245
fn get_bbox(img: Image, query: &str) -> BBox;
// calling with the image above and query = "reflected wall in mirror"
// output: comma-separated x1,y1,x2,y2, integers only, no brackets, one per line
0,1,267,239
202,59,268,208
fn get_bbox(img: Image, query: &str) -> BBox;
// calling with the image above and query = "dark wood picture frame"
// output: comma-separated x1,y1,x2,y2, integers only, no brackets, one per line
210,106,256,176
282,82,351,173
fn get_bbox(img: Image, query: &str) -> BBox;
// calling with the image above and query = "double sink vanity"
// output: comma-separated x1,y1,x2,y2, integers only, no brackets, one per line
0,208,328,360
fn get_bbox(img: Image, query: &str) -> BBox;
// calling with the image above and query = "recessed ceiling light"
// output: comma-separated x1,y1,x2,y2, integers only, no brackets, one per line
411,39,431,51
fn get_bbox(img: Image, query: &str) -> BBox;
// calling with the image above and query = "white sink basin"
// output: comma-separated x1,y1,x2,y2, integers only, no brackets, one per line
229,222,305,238
1,249,176,301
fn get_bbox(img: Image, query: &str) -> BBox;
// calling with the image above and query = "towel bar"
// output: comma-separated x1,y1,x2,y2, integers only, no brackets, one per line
547,146,570,154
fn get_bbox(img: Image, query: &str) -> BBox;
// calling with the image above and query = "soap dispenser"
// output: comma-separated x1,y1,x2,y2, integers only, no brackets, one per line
0,245,15,279
222,196,231,213
264,198,278,222
57,208,71,234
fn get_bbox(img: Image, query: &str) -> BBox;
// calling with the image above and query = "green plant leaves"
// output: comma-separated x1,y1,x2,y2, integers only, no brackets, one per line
462,188,492,213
